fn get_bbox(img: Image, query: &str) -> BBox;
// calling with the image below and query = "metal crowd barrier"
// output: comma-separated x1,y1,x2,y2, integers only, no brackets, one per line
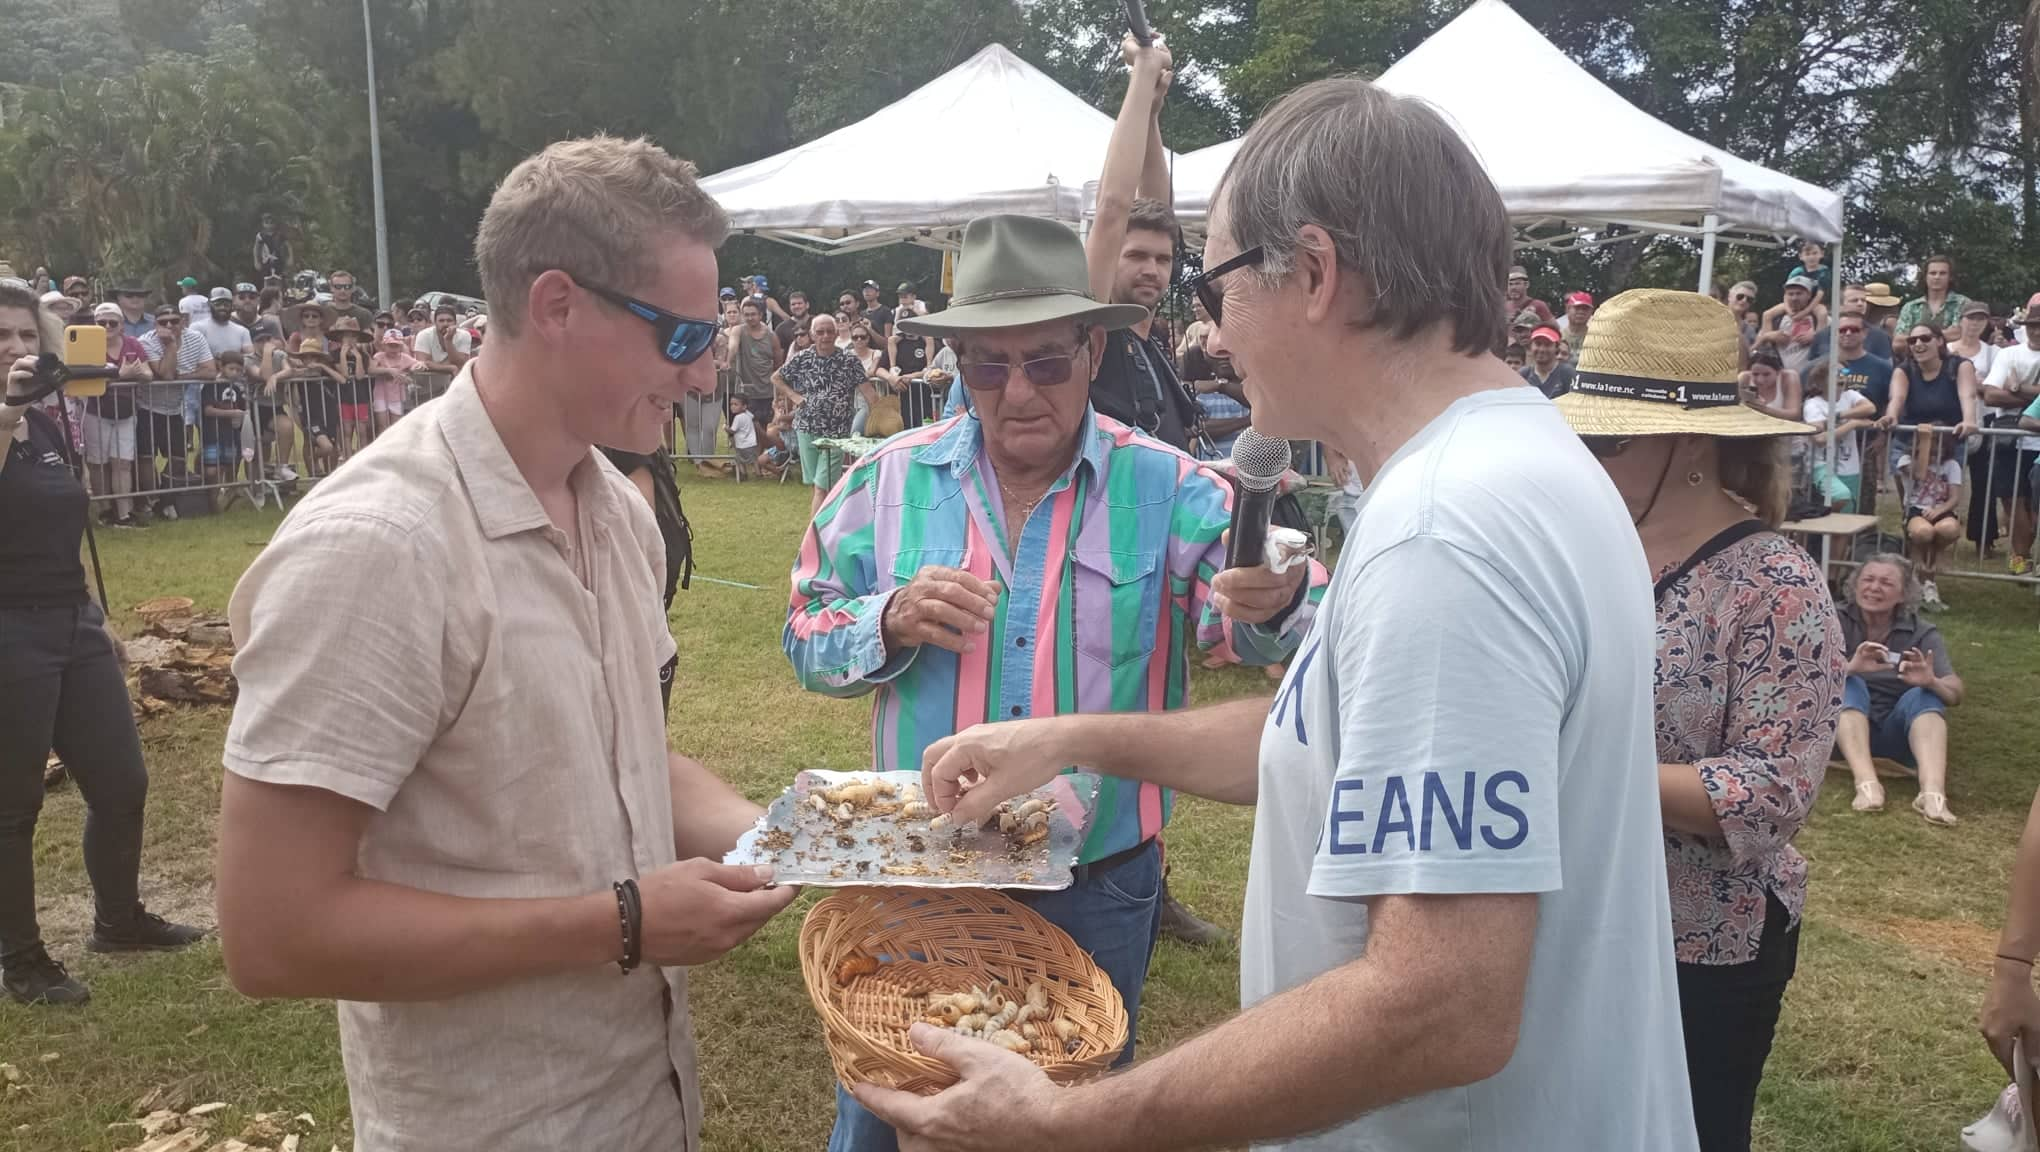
69,371,460,517
1807,422,2040,591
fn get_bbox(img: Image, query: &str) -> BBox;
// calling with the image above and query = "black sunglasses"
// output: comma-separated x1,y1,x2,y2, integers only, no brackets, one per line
1908,334,1938,345
1190,246,1266,327
1580,436,1633,459
579,280,722,364
961,351,1083,391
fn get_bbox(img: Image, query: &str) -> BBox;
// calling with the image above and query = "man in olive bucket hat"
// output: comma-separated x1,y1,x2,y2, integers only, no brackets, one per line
783,212,1328,1152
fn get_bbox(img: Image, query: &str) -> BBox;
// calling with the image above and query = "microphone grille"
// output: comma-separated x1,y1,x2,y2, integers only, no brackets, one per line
1229,429,1291,492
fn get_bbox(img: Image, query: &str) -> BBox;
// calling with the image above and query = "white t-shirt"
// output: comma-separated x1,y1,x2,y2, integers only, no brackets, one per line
1803,388,1869,476
187,316,253,361
412,326,473,365
1242,387,1697,1152
730,410,757,450
1984,342,2040,452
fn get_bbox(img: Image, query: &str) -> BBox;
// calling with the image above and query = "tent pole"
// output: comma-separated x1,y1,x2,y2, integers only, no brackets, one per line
1695,213,1719,293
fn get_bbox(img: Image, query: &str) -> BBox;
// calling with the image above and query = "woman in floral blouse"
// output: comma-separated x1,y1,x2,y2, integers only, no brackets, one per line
1558,289,1845,1152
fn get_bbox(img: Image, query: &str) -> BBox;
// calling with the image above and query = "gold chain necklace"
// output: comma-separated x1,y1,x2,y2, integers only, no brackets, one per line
998,480,1050,520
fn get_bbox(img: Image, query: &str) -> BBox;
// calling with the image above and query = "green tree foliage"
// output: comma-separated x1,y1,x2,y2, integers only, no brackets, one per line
0,0,2035,309
2,48,331,293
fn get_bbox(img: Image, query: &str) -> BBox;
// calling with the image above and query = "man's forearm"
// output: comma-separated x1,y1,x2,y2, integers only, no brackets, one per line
217,774,624,1002
670,752,763,860
1137,94,1170,203
1055,896,1529,1152
226,872,618,1002
1043,697,1267,805
1087,60,1163,299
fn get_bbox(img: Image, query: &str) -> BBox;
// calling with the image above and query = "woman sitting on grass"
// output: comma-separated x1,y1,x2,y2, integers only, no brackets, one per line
1834,554,1965,824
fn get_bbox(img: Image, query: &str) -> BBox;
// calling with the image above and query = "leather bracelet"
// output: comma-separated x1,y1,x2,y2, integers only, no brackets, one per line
1996,952,2033,967
613,878,643,974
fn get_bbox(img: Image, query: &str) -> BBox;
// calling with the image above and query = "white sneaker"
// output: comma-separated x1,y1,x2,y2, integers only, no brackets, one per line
1963,1083,2029,1152
1922,579,1944,611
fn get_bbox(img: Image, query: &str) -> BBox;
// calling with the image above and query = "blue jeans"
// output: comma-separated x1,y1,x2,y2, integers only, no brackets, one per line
1842,675,1945,766
826,838,1163,1152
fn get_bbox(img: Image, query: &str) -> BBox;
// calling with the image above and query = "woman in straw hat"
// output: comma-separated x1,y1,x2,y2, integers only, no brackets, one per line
1555,289,1845,1152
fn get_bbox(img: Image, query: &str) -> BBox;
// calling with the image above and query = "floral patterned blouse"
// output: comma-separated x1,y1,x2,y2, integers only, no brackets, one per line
1655,529,1844,965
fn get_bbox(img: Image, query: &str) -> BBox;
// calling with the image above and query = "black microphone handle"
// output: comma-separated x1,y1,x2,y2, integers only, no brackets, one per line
1123,0,1154,45
1225,485,1278,570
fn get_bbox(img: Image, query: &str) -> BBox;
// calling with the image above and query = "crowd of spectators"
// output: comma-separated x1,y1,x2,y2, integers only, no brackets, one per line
0,258,489,524
12,235,2040,614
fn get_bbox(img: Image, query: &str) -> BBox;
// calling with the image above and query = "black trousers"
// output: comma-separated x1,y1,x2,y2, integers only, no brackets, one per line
1677,890,1800,1152
0,601,149,961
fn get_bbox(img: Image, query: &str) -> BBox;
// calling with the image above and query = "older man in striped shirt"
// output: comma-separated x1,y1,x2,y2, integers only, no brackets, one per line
785,212,1326,1152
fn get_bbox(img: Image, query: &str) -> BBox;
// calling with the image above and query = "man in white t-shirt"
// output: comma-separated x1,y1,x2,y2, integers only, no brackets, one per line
189,288,256,361
412,303,475,369
857,73,1697,1152
1984,297,2040,573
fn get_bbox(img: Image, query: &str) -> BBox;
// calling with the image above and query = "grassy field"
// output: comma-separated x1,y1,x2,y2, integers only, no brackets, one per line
3,475,2038,1151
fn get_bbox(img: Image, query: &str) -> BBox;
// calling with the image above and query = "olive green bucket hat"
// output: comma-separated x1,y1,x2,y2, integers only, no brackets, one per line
897,215,1149,338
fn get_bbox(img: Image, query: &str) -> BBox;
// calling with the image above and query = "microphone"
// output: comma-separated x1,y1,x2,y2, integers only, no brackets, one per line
1224,428,1290,570
1122,0,1154,45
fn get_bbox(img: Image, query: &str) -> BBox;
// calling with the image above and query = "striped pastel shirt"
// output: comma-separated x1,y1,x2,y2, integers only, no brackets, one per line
784,408,1325,863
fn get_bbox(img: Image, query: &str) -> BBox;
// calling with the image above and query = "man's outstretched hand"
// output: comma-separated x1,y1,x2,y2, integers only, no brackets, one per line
920,718,1072,827
853,1024,1066,1152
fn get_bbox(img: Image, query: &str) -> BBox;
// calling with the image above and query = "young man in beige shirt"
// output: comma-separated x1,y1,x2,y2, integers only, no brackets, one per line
215,136,795,1152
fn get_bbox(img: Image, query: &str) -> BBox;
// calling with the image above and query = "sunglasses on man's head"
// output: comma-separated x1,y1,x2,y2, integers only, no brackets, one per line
577,278,722,364
1190,245,1267,327
961,351,1083,391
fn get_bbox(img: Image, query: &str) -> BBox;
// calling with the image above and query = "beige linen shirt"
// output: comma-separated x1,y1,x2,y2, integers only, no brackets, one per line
223,367,696,1152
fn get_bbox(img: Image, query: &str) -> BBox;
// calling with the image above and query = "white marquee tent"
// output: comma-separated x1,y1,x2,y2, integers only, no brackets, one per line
699,44,1124,255
1168,0,1842,257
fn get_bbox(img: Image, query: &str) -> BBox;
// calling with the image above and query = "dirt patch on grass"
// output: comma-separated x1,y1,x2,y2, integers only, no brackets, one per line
1856,914,2001,976
36,863,215,963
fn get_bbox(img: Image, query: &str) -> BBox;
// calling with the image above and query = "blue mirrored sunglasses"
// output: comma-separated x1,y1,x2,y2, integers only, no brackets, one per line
579,280,723,364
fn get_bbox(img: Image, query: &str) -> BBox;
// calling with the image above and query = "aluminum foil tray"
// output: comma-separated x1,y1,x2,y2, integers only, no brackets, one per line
725,769,1100,891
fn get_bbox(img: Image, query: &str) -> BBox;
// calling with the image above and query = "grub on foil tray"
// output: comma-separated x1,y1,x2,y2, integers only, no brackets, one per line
724,770,1100,891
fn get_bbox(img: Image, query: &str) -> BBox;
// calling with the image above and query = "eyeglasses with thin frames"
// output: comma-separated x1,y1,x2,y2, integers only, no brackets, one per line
1189,246,1266,327
960,349,1085,391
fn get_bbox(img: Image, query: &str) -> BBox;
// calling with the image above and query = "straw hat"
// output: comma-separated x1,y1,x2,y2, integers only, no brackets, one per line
1863,282,1900,308
1553,289,1812,438
293,336,329,360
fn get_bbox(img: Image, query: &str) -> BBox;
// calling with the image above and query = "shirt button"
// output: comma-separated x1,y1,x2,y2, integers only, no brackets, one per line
1014,636,1027,648
1010,706,1023,717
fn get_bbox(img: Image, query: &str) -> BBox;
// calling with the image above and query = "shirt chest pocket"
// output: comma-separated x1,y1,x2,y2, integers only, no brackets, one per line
1071,548,1161,671
889,545,967,594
